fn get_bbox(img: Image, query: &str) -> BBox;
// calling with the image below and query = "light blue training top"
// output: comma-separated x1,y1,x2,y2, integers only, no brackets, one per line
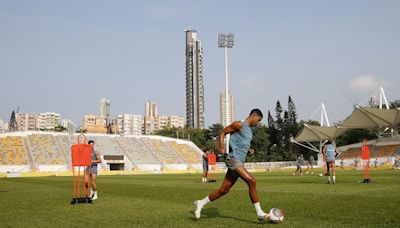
91,147,98,168
227,120,253,163
325,144,336,161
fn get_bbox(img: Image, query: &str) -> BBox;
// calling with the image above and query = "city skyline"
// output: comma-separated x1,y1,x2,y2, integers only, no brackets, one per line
1,1,400,127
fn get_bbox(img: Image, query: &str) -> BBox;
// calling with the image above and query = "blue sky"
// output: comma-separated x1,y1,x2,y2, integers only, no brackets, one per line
1,0,399,127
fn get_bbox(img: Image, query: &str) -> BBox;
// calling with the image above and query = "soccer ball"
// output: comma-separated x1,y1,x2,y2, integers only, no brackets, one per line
269,208,284,224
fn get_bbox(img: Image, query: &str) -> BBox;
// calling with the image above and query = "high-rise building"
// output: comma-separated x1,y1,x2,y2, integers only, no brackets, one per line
155,115,169,131
168,115,185,129
155,115,184,131
220,91,235,126
116,114,143,135
83,115,107,134
144,101,158,135
0,118,6,133
39,112,61,131
185,29,205,129
16,113,39,131
145,101,158,117
99,98,110,119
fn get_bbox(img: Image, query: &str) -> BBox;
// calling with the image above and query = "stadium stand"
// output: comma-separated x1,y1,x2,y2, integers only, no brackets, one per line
115,137,159,163
0,132,203,173
140,138,187,164
168,141,202,164
86,135,125,156
0,136,28,165
27,134,66,165
55,134,75,165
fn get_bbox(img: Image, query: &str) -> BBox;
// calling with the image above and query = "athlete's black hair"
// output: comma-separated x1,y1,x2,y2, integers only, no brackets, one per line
88,140,95,144
249,109,263,118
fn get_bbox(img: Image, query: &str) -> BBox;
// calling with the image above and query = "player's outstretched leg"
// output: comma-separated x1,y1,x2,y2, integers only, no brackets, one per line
235,166,269,222
194,170,237,219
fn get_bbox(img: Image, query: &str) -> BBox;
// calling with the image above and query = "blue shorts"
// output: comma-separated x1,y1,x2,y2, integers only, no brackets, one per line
203,162,208,172
85,165,98,175
327,157,335,163
225,157,244,170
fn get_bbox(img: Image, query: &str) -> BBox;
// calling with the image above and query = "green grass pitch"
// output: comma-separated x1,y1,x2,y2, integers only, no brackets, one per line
0,169,399,227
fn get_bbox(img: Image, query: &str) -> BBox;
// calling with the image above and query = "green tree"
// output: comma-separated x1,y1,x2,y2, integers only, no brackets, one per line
390,99,400,109
9,110,17,132
54,125,67,132
282,110,291,150
154,127,179,138
288,95,299,137
247,125,270,162
207,123,223,140
267,110,278,147
275,100,284,147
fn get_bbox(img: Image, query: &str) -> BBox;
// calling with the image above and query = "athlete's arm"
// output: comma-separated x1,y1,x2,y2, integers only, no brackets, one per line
93,152,101,164
219,121,242,154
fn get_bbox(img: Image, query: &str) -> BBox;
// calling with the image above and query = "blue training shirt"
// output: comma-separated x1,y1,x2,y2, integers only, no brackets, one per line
227,121,253,163
91,147,98,169
325,144,336,161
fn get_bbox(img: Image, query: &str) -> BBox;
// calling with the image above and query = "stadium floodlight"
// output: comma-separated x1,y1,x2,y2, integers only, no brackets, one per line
218,33,234,48
218,33,235,153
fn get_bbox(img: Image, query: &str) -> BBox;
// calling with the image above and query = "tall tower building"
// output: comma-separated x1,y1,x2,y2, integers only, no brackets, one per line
144,101,158,135
99,98,110,119
185,29,205,129
220,92,235,126
145,101,158,117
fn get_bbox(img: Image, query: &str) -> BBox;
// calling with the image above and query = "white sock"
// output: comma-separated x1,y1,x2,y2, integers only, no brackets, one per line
253,202,265,217
328,176,331,182
333,176,336,182
93,191,97,197
198,196,210,208
90,188,93,196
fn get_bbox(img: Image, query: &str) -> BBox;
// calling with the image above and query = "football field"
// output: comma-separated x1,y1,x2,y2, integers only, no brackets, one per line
1,169,399,227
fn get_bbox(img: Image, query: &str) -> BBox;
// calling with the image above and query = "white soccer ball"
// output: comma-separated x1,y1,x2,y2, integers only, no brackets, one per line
269,208,284,224
319,173,323,177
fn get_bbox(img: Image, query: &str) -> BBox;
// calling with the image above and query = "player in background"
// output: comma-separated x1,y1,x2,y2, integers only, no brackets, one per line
84,140,101,200
374,158,378,170
361,139,371,183
194,109,269,222
293,154,304,176
340,158,344,171
207,151,217,182
305,155,314,174
324,140,338,184
354,157,359,170
202,149,209,183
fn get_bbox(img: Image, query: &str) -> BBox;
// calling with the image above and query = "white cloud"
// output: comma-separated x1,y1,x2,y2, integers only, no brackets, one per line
348,75,388,93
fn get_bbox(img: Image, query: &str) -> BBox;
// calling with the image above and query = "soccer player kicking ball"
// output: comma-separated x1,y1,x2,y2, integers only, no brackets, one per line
194,109,269,222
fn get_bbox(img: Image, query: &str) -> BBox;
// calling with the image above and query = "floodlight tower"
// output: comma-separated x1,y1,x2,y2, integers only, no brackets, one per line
218,33,234,153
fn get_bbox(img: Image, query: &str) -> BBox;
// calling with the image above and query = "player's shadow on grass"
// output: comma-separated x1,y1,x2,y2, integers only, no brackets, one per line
219,215,261,225
189,207,220,221
190,208,260,224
